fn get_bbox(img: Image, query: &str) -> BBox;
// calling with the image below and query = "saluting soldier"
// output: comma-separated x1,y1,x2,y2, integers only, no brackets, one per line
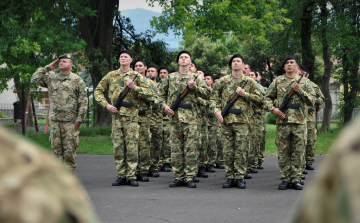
31,53,88,174
210,54,262,189
159,51,210,188
94,50,154,187
264,56,314,190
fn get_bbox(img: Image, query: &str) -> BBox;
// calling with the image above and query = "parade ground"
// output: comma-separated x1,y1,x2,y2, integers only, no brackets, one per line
76,154,324,223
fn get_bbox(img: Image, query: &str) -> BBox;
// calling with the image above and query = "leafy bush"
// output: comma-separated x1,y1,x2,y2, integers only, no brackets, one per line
267,113,277,124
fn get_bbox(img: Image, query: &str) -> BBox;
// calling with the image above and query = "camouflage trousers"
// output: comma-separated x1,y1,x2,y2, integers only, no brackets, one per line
111,116,139,180
198,125,208,168
222,123,249,180
160,120,171,165
50,121,79,174
252,116,264,168
216,124,224,164
170,121,199,182
150,124,163,172
305,121,317,165
276,124,306,182
259,115,267,163
137,121,151,174
247,121,257,171
207,124,218,166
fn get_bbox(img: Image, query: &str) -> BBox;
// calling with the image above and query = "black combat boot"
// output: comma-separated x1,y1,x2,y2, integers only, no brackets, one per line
250,167,258,173
292,181,303,190
302,169,308,174
112,177,127,186
216,163,225,169
140,173,149,182
169,179,183,187
193,176,200,183
197,167,208,178
163,163,171,172
150,170,160,177
244,171,252,179
222,179,234,188
300,180,304,185
158,165,164,172
301,175,306,180
257,162,264,169
305,164,314,170
185,180,196,188
235,179,246,189
208,165,216,173
279,181,290,190
128,179,139,187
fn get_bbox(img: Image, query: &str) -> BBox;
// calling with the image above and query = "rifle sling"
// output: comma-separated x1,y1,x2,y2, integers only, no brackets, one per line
120,101,134,107
228,108,243,114
138,110,146,115
308,107,314,113
208,113,214,117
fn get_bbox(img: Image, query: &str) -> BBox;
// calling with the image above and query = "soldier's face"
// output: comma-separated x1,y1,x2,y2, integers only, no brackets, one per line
58,59,72,70
243,64,250,75
257,74,262,81
178,54,191,67
204,76,213,87
146,67,158,79
189,63,197,73
284,59,297,72
231,58,244,71
249,72,257,80
119,54,133,67
134,62,147,76
214,78,219,83
159,69,169,79
196,70,204,79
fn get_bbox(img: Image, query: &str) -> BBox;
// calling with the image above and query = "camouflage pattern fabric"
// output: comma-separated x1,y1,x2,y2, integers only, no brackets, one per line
198,123,209,168
222,123,250,179
207,123,218,166
170,121,199,182
216,122,224,165
149,125,163,172
247,116,257,171
292,114,360,223
50,121,79,174
259,110,267,163
31,66,88,122
95,68,154,179
265,74,314,183
159,71,209,181
137,121,151,175
160,119,172,165
0,127,100,223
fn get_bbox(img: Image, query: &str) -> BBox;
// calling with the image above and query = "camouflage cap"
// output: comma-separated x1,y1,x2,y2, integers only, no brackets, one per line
58,53,73,61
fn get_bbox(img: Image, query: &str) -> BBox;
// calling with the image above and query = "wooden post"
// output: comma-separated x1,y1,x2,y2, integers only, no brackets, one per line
30,95,39,132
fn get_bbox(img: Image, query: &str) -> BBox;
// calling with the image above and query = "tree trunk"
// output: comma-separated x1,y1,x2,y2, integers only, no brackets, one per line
319,0,333,133
78,0,119,125
300,0,316,81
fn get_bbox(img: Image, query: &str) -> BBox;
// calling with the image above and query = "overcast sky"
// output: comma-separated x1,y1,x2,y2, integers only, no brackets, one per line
119,0,163,12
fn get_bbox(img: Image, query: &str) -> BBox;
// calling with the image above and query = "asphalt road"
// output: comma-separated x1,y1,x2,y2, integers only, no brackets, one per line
76,155,324,223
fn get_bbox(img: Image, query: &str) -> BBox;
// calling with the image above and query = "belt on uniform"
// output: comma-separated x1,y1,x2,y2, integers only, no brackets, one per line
285,103,301,109
308,107,314,113
178,103,192,109
201,108,206,114
120,101,134,107
152,105,159,110
138,110,146,115
208,113,214,117
228,108,243,114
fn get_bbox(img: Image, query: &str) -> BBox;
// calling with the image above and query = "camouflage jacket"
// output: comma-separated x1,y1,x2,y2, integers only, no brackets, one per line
209,74,262,124
149,79,163,126
0,127,100,223
31,66,88,123
94,68,154,118
251,81,266,119
159,71,210,124
264,74,314,125
307,81,325,123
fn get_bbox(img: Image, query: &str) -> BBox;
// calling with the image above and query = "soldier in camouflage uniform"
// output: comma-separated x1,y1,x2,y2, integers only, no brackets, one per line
0,127,100,223
146,64,164,177
210,54,262,189
94,50,154,187
31,54,88,174
292,113,360,223
159,51,210,188
264,56,314,190
158,66,172,172
133,59,152,182
300,65,325,171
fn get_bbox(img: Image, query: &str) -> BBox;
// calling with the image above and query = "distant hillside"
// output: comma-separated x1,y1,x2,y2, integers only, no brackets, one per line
120,8,181,49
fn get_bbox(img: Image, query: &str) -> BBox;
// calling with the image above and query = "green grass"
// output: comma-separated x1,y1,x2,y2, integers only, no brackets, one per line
22,123,341,156
264,123,341,156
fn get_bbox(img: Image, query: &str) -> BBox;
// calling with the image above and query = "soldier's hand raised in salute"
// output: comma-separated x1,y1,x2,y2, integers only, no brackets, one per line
47,59,59,70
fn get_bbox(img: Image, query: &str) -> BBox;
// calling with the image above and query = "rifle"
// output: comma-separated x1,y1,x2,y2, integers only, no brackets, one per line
112,73,138,118
156,79,162,89
278,73,305,119
221,80,248,125
169,75,198,119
